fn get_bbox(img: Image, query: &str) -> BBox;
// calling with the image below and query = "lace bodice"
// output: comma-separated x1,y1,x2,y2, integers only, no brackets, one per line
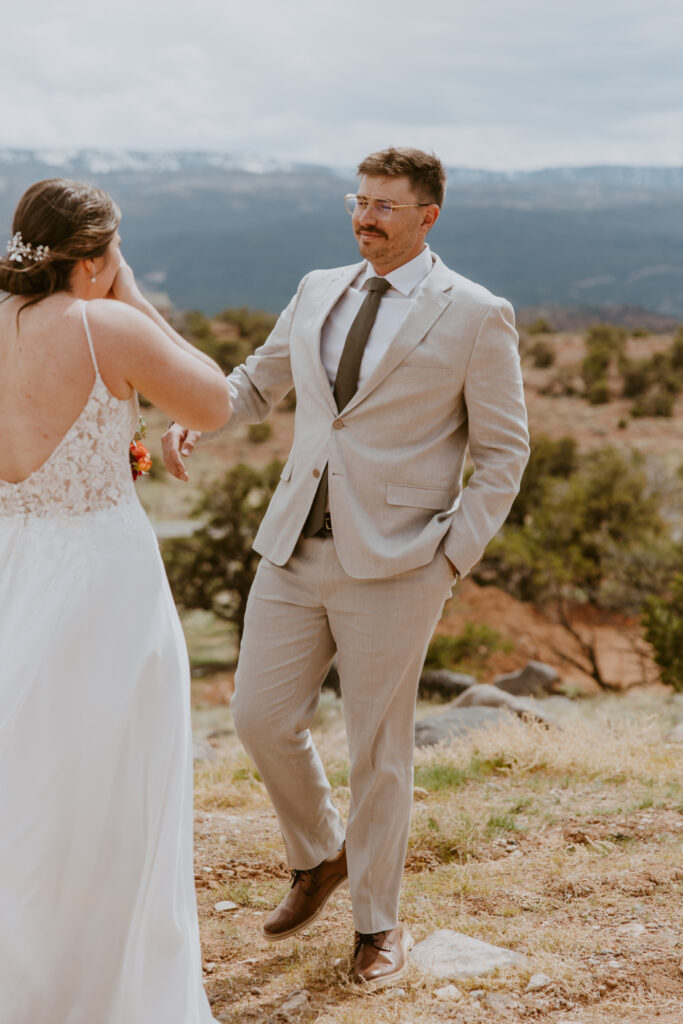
0,306,140,519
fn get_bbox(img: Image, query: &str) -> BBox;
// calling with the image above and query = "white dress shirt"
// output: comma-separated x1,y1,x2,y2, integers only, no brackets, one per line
321,245,433,390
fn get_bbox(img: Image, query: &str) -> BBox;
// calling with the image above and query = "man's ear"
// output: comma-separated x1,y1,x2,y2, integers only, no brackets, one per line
422,204,440,232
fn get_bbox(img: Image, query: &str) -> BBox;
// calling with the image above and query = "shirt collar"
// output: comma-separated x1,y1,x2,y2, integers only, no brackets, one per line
360,245,432,297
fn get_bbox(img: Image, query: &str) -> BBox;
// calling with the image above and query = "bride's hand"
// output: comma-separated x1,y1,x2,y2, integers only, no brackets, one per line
110,258,145,307
162,423,202,482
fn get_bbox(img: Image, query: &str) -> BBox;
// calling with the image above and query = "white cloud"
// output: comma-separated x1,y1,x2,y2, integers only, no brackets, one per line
1,0,682,168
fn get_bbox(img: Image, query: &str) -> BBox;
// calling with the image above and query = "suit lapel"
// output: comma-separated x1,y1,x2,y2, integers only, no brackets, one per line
342,256,453,413
306,262,365,413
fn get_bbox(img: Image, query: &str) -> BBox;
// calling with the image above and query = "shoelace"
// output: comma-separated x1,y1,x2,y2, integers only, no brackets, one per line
289,868,313,889
354,931,389,956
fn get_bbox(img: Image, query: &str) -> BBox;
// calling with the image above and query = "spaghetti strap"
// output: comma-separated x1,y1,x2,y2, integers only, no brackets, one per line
81,303,100,378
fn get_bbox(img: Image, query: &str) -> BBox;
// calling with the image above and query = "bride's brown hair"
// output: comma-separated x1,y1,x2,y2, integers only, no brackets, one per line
0,178,121,313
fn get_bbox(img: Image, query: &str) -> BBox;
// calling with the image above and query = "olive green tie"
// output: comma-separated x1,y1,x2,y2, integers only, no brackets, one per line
303,276,391,538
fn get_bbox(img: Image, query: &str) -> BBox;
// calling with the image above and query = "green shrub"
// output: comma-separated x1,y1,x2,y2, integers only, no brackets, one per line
619,358,652,398
247,422,272,444
581,349,610,390
183,307,278,375
529,340,555,368
507,435,578,527
671,331,683,369
183,310,216,343
587,379,611,404
585,323,627,350
527,317,554,335
425,623,512,672
642,575,683,691
581,324,627,398
631,388,674,418
162,461,283,640
650,351,681,394
483,445,672,614
215,307,277,350
542,365,580,397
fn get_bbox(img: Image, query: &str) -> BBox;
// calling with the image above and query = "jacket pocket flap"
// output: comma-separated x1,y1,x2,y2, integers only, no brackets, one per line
280,461,293,482
386,482,449,510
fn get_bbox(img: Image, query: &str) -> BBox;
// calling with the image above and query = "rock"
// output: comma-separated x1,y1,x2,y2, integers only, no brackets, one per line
213,900,238,912
452,683,557,725
493,660,559,696
665,720,683,743
616,922,646,937
415,706,512,747
483,991,517,1012
413,786,429,800
410,929,527,979
434,983,462,1000
415,683,560,747
193,738,217,763
419,669,476,700
326,664,477,702
276,989,312,1021
526,972,553,992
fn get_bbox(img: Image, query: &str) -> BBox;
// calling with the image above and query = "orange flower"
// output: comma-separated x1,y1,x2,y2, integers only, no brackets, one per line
129,439,152,479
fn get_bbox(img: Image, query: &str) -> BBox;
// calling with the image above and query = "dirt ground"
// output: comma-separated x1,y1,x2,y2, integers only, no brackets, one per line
189,691,683,1024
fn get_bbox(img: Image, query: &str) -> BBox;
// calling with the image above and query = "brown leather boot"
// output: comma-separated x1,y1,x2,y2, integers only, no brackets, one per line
262,845,347,941
352,924,414,989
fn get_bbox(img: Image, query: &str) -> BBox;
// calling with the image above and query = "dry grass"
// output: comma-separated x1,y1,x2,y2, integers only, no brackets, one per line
191,693,683,1023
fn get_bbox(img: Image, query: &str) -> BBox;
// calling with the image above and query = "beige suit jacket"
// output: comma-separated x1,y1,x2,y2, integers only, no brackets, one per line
226,253,529,579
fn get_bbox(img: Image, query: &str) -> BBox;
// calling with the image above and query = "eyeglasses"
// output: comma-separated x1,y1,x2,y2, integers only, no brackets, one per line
344,194,432,219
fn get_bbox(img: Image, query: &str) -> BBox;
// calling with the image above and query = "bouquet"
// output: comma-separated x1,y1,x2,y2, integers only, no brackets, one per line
129,418,152,480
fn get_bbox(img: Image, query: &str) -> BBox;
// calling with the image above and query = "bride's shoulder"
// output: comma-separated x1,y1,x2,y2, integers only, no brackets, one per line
85,298,147,329
84,299,157,348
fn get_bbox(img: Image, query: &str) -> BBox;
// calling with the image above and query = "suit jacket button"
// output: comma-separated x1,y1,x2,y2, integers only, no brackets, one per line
312,469,320,478
333,419,344,429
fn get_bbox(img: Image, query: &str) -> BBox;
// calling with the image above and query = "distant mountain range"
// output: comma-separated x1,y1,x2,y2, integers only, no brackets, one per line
1,149,682,320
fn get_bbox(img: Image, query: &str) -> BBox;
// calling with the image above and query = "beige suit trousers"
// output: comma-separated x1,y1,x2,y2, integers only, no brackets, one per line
231,534,455,933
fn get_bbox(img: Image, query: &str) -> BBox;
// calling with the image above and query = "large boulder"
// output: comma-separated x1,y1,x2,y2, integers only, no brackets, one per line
415,705,512,747
451,683,558,725
493,660,559,696
418,669,476,701
415,685,558,747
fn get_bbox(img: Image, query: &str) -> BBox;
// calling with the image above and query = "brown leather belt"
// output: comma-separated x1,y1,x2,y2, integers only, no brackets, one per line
315,512,333,538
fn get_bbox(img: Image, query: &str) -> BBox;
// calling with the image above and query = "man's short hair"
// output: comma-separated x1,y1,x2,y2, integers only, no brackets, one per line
356,147,446,208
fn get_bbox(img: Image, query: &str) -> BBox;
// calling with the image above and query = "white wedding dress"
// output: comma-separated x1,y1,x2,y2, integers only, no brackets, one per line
0,306,216,1024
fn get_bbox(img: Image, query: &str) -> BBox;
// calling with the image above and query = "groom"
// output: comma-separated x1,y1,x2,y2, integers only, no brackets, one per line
163,147,529,988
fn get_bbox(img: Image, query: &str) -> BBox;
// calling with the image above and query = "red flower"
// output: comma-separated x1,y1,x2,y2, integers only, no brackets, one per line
129,439,152,480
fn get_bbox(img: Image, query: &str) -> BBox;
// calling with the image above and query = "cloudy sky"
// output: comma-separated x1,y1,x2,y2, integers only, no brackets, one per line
2,0,682,170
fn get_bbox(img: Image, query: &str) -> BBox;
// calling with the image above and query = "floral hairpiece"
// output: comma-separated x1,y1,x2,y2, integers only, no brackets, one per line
6,232,50,264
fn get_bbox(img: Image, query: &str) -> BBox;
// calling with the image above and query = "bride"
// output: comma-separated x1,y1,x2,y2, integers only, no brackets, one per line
0,179,231,1023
